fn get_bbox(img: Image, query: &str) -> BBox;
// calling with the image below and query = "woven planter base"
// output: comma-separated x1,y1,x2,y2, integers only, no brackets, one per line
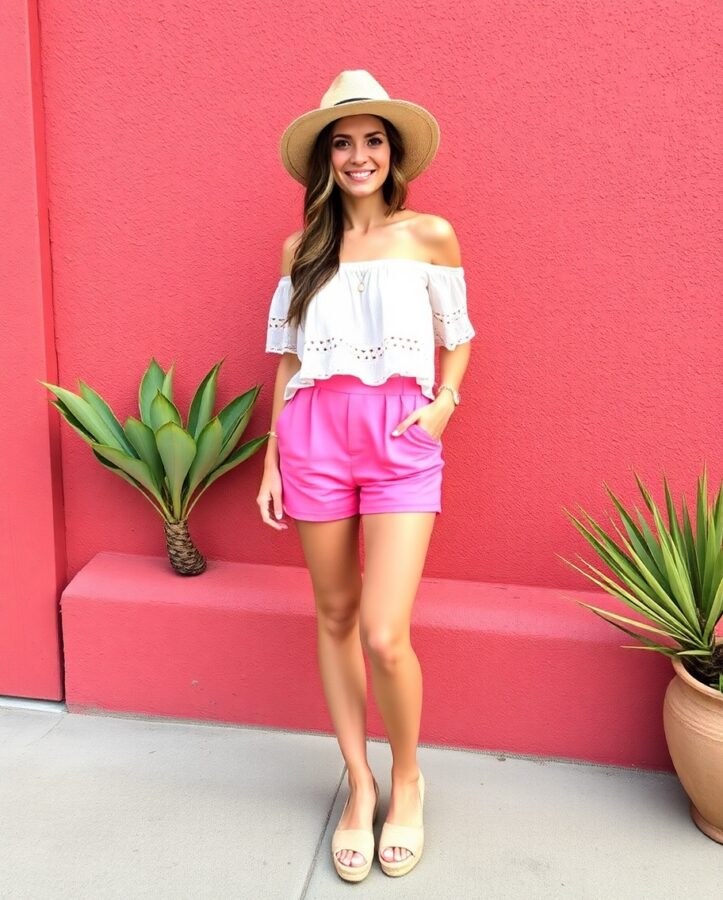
163,518,207,576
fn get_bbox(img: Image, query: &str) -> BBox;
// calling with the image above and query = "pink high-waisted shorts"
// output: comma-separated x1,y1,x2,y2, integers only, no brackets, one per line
275,374,445,521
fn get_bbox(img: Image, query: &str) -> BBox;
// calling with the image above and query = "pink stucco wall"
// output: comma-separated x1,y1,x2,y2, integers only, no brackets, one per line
35,1,721,585
0,0,65,697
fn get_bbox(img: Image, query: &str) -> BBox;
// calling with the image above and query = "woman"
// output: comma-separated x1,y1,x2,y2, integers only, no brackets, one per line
257,70,475,882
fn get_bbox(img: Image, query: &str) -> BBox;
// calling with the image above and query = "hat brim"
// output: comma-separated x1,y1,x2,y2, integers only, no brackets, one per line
279,99,440,186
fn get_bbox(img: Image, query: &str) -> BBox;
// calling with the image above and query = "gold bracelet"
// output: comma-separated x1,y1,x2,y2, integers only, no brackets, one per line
435,384,460,406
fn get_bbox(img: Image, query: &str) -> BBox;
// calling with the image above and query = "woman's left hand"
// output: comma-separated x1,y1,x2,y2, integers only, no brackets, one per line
392,393,456,442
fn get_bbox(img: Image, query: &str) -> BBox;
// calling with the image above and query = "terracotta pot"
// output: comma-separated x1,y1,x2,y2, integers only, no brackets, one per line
663,639,723,843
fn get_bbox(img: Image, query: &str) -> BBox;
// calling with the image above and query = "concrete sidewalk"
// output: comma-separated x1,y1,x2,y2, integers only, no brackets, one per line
0,700,719,900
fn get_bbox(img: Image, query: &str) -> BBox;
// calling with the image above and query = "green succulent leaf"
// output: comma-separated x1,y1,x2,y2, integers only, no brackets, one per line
154,421,197,518
183,417,224,515
680,494,702,599
703,577,723,642
701,508,719,610
187,359,224,440
575,603,679,655
654,522,699,635
149,389,183,433
138,358,167,426
123,416,165,491
216,384,260,432
40,381,123,449
185,432,268,517
563,506,682,623
695,467,708,589
78,380,138,458
603,482,664,580
663,474,689,574
633,505,666,581
161,362,176,410
558,552,701,644
92,449,169,517
90,442,169,515
48,398,97,445
565,598,679,639
216,385,262,464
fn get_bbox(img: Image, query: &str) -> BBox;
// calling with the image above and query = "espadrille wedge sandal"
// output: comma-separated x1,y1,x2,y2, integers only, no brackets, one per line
378,771,425,877
331,777,380,882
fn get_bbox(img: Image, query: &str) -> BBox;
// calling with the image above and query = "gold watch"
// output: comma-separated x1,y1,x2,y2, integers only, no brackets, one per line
436,383,460,405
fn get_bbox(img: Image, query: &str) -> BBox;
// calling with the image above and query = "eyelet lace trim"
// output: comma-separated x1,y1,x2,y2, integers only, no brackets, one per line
432,307,466,325
268,316,295,329
303,335,423,360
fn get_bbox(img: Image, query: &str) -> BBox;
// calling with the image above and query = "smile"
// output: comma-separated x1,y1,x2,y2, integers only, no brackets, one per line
345,170,375,181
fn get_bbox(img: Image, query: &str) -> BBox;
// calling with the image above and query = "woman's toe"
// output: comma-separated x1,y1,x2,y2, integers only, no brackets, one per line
337,849,365,867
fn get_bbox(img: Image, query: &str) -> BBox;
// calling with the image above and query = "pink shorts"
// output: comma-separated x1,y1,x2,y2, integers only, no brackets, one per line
275,374,445,521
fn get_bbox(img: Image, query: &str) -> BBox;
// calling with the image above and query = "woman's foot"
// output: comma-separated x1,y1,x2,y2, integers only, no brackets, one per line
334,771,379,869
379,769,423,864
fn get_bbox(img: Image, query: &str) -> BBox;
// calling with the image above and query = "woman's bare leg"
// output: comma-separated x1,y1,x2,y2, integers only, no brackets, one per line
359,510,436,863
295,514,376,868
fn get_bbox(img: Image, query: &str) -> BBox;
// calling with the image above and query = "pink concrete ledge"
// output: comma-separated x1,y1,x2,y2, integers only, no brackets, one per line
61,551,683,770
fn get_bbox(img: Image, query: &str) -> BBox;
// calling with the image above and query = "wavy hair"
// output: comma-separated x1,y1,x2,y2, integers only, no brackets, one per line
283,116,408,330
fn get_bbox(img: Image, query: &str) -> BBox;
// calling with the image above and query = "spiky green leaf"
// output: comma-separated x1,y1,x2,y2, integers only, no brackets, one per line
161,362,176,410
183,417,224,515
123,416,165,491
92,448,168,517
154,421,196,518
185,432,268,517
187,359,224,440
138,358,166,426
48,398,96,445
78,380,137,457
41,381,122,448
90,442,169,513
149,389,182,433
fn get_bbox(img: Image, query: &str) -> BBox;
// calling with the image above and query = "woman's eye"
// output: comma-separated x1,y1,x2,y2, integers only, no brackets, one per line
333,137,383,148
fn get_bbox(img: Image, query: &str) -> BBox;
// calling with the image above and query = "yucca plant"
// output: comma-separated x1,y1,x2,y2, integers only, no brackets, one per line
559,465,723,692
40,357,269,576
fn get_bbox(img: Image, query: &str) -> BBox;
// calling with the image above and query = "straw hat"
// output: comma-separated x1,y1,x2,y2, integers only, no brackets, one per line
279,69,440,186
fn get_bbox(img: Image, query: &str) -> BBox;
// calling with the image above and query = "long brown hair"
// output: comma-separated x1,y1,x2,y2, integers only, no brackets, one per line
283,116,409,330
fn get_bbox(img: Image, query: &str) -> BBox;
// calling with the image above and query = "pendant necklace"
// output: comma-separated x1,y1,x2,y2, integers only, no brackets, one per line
353,268,370,293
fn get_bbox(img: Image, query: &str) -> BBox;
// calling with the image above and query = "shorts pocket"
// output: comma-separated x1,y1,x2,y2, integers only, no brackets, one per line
408,422,442,446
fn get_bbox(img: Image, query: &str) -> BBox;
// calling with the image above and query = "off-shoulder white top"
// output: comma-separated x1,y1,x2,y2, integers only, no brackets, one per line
265,258,476,401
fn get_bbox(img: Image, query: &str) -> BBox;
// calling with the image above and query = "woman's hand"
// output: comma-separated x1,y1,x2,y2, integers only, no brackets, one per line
257,459,289,530
392,392,456,442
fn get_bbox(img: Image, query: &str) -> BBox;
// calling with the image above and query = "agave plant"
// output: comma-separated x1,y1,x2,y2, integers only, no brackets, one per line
559,466,723,692
40,357,269,576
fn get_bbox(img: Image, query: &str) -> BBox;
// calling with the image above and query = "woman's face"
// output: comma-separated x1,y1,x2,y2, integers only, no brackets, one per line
329,114,390,195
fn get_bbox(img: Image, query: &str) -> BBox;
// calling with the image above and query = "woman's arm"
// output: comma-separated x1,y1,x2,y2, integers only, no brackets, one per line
264,230,303,470
429,217,472,423
264,353,301,471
